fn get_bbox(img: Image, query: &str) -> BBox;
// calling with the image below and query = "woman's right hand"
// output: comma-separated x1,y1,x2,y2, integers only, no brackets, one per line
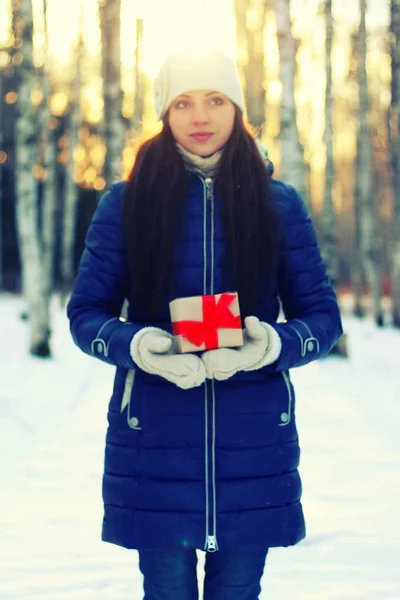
130,328,206,389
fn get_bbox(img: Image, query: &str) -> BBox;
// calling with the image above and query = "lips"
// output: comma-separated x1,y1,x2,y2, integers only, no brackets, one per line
190,133,214,143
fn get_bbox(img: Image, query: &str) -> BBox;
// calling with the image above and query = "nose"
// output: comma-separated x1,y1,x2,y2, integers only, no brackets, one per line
191,103,209,125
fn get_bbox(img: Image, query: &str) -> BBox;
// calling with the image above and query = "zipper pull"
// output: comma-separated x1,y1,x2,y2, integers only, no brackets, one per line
206,535,218,552
205,177,213,200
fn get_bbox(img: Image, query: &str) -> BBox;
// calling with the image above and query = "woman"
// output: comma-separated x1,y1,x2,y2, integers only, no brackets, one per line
67,50,343,600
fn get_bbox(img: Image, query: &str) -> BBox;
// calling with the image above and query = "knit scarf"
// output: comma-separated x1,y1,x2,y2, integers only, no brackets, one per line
177,143,222,178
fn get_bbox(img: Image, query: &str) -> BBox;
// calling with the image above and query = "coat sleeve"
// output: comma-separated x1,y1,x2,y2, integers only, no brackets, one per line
67,183,142,369
268,183,343,371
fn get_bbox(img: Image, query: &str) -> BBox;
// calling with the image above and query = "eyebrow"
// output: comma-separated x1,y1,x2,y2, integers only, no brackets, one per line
176,91,221,99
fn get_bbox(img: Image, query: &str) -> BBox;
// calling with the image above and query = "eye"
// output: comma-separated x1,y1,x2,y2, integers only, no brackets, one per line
209,96,224,106
173,99,189,109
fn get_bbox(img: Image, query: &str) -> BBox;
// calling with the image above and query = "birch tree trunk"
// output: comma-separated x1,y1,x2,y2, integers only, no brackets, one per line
349,32,365,317
353,146,365,317
235,0,267,128
356,0,384,326
0,67,3,289
131,18,144,132
322,0,347,355
60,7,83,305
389,0,400,327
14,0,51,355
322,0,338,288
275,0,307,202
99,0,125,186
38,0,57,322
235,0,248,111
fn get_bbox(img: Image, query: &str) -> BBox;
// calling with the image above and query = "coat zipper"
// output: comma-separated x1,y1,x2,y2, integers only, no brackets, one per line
203,176,219,553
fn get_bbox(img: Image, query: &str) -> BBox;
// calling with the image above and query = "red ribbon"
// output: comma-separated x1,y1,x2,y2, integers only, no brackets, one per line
172,293,241,350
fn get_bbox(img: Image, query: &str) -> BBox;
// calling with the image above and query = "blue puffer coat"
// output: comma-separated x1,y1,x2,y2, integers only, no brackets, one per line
67,168,343,553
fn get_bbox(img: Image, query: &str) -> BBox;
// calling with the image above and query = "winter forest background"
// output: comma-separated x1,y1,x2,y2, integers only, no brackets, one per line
1,2,400,599
0,0,399,355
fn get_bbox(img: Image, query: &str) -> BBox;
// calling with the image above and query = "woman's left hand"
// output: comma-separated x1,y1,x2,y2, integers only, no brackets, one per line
201,316,282,381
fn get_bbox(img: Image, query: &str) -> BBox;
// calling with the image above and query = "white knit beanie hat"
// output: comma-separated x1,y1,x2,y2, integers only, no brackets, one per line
153,50,245,121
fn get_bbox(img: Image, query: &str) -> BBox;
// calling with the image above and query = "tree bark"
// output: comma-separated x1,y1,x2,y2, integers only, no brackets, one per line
0,67,3,289
348,32,365,318
356,0,384,326
322,0,338,289
60,6,84,305
275,0,307,202
353,146,365,318
99,0,125,186
38,0,57,323
235,0,267,128
322,0,347,356
14,0,51,356
389,0,400,326
131,18,144,132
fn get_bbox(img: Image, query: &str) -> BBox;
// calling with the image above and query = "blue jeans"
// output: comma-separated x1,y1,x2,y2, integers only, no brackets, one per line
138,547,268,600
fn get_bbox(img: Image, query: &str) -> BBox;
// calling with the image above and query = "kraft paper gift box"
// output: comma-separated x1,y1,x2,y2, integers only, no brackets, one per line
169,292,244,353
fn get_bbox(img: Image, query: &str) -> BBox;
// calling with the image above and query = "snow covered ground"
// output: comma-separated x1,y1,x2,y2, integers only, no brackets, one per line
0,293,399,600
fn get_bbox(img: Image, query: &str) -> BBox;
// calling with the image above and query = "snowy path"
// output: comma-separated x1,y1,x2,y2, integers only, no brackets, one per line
0,295,399,599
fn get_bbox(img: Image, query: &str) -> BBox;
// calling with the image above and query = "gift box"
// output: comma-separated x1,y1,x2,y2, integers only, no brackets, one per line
169,292,244,353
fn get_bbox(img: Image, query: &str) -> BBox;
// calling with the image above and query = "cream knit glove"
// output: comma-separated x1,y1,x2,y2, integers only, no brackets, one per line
130,327,206,390
201,316,282,381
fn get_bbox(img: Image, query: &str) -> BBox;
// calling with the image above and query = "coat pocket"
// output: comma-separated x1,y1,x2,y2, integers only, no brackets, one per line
120,368,143,430
278,371,293,427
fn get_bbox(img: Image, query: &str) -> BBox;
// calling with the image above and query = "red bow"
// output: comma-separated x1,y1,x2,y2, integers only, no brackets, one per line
172,293,241,350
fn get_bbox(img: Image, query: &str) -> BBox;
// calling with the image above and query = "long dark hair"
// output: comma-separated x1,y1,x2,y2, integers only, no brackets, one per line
122,108,284,318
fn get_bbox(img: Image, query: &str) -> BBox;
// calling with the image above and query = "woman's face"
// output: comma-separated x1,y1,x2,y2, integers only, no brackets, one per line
168,90,236,157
